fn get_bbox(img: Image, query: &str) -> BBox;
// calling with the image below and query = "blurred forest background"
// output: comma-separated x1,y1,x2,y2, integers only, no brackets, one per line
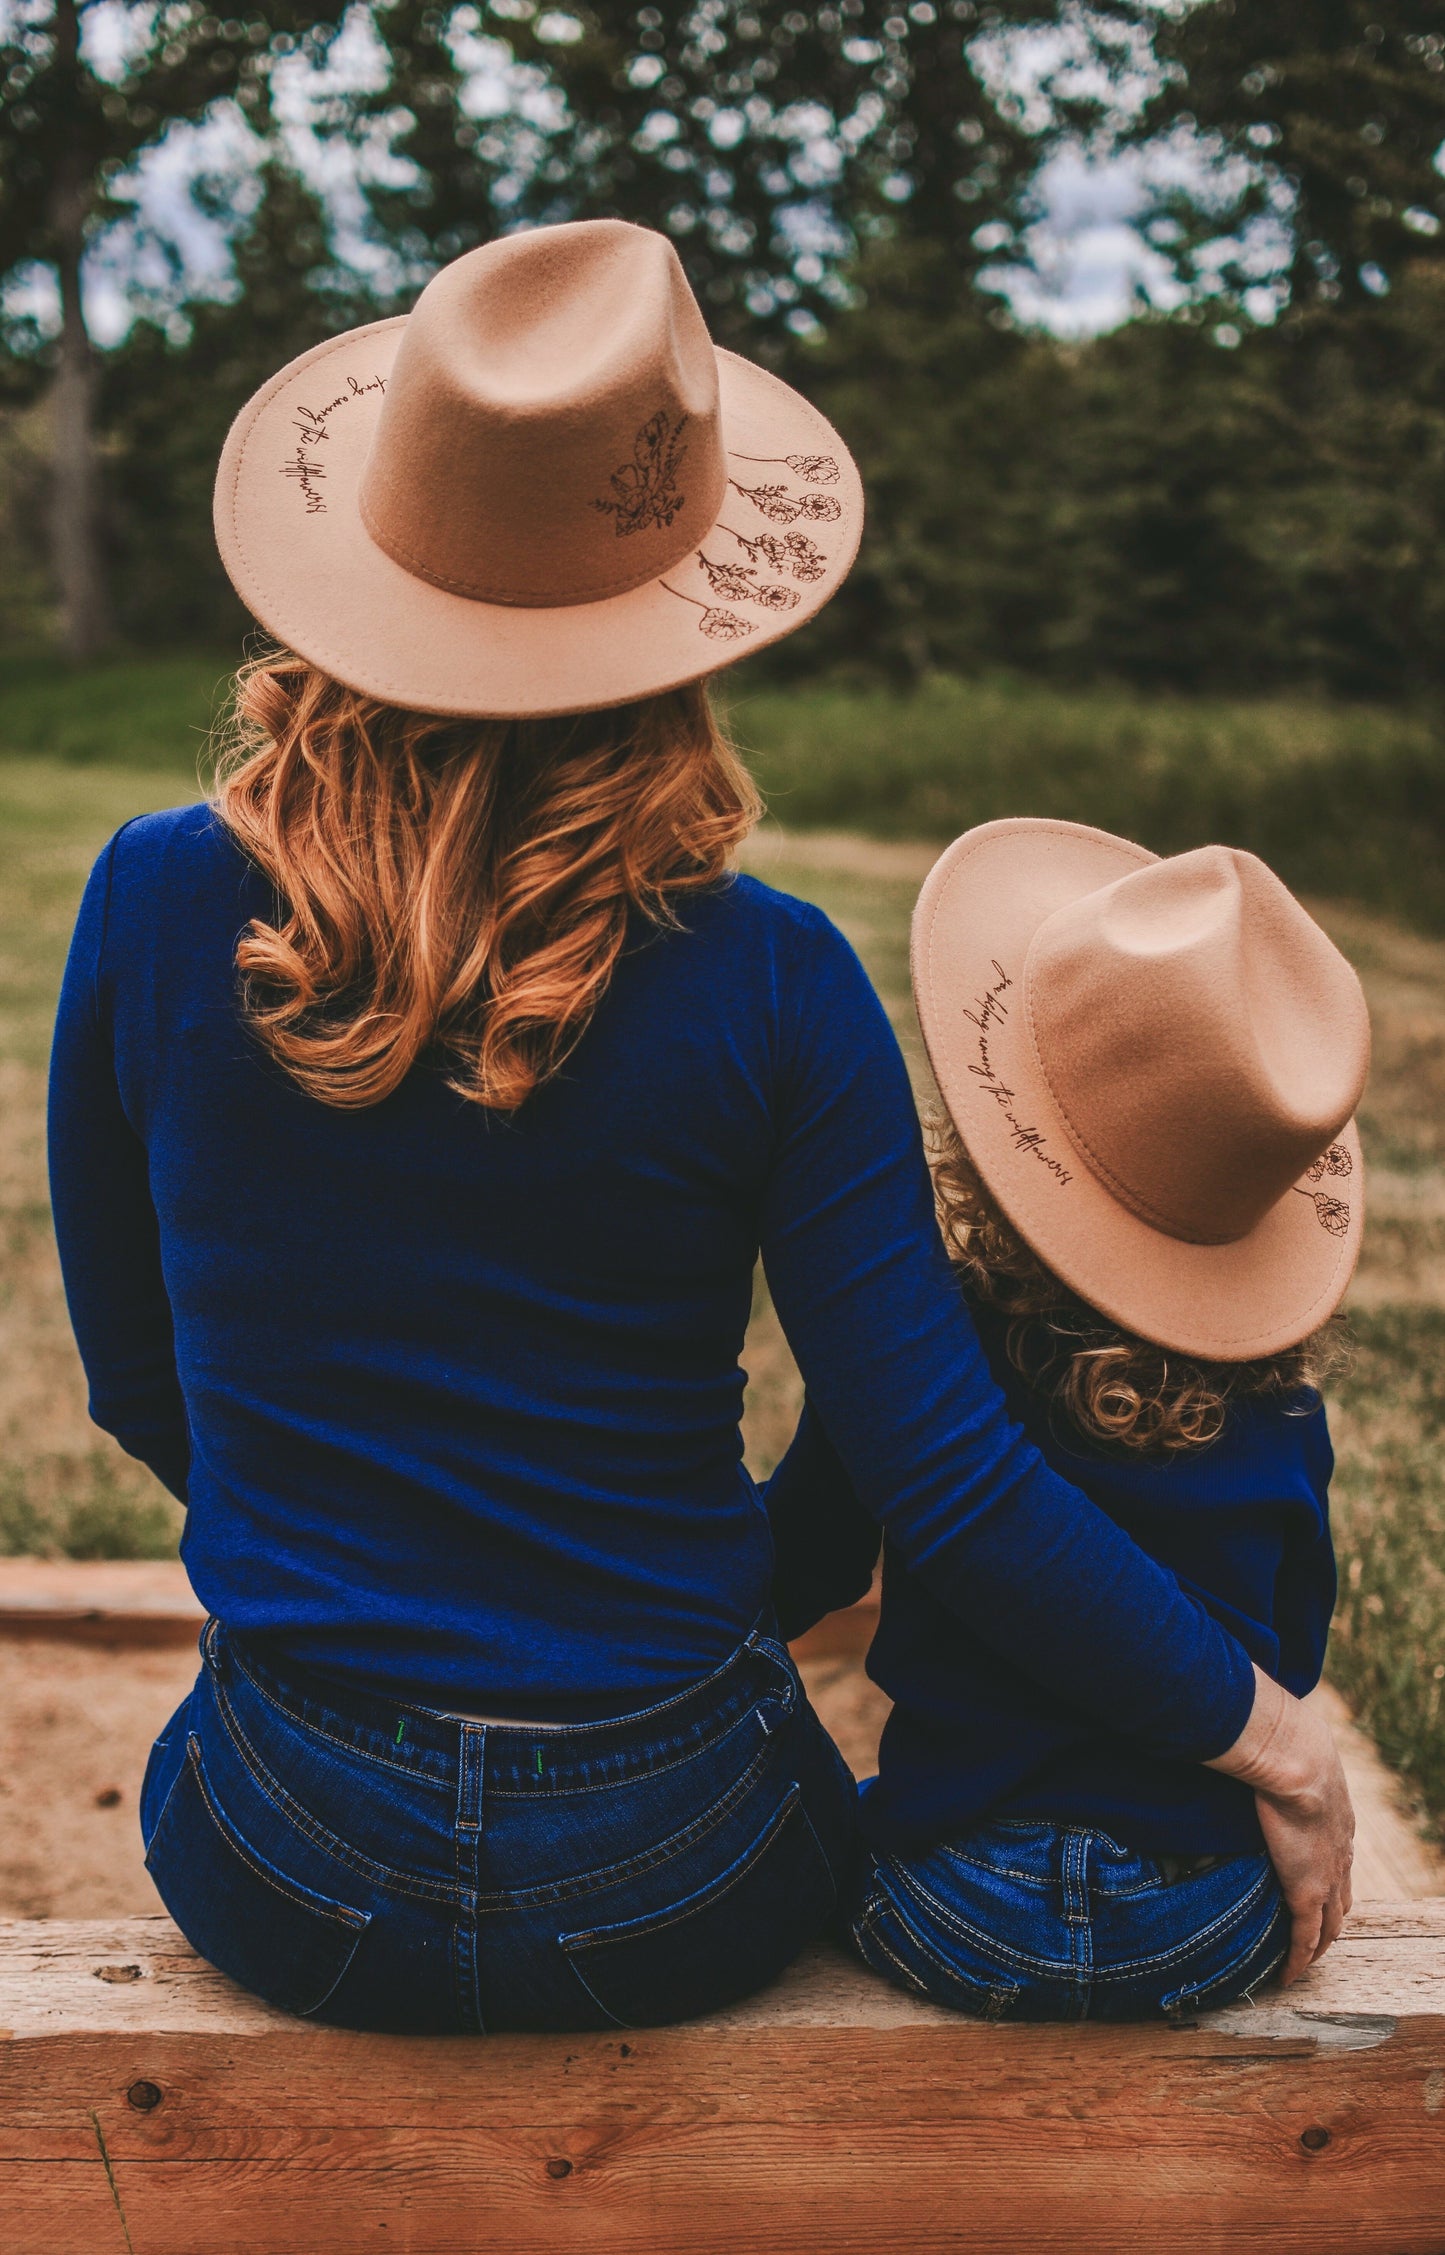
3,0,1445,700
6,0,1445,917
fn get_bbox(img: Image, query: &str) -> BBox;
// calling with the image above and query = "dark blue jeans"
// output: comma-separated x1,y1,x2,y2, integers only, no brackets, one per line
140,1617,858,2034
848,1818,1288,2022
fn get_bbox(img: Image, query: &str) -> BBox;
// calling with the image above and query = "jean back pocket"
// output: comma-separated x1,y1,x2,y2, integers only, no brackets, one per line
145,1734,370,2020
560,1782,836,2029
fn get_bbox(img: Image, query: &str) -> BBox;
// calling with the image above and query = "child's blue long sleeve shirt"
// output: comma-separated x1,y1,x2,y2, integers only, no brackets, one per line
767,1306,1335,1855
49,806,1257,1757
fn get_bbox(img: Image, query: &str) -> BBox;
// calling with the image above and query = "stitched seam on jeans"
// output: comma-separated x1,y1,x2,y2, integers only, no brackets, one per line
227,1628,788,1789
854,1906,936,2001
888,1857,1276,1983
497,1732,778,1914
168,1737,367,1930
479,1690,773,1799
210,1668,459,1905
863,1891,1015,2005
141,1734,193,1852
879,1860,1073,1979
1162,1922,1289,2011
940,1849,1055,1888
227,1645,455,1791
1085,1872,1281,1982
562,1785,805,1951
1096,1865,1278,1977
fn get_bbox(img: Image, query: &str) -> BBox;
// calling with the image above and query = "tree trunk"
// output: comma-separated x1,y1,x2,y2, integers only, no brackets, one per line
49,230,112,662
46,0,110,664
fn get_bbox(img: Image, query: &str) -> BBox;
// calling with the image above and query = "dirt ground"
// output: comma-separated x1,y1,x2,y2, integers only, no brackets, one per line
0,1637,191,1917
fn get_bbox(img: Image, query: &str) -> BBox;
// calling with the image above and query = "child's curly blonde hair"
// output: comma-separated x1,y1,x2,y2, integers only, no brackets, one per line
928,1114,1344,1455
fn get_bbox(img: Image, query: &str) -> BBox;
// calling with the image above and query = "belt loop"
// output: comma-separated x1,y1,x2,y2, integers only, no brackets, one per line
457,1723,486,1837
1061,1829,1091,1926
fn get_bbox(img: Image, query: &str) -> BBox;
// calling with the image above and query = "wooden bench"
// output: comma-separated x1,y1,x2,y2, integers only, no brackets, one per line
3,1907,1444,2254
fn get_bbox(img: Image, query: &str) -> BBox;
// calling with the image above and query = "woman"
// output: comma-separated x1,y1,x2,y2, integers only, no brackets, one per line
48,219,1351,2036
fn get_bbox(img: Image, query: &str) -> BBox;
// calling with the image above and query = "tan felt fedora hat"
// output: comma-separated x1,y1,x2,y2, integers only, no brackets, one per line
912,820,1372,1360
213,219,862,718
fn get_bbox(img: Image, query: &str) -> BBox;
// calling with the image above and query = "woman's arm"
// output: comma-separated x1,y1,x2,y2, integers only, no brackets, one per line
764,1399,880,1640
759,905,1259,1759
47,833,190,1502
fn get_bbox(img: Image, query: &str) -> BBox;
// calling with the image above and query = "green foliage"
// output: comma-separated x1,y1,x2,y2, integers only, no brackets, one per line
476,0,1038,344
1328,1306,1445,1829
1109,0,1445,313
775,243,1445,699
0,0,350,296
730,668,1445,929
0,1450,182,1559
0,649,231,770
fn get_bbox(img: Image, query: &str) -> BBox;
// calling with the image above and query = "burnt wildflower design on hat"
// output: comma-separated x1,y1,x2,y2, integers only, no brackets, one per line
720,524,827,583
661,582,755,641
1293,1140,1353,1233
696,551,801,611
1295,1189,1351,1236
732,451,840,486
593,409,689,536
730,478,842,525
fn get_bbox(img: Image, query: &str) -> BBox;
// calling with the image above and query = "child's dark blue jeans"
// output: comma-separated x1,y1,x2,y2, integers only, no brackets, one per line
847,1817,1287,2022
140,1617,858,2034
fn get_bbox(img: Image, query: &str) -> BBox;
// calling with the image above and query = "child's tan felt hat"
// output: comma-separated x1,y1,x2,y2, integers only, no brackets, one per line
912,819,1371,1360
213,219,861,718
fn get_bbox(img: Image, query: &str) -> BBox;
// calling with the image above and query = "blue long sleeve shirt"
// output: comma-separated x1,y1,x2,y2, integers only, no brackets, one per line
768,1303,1335,1855
49,805,1256,1754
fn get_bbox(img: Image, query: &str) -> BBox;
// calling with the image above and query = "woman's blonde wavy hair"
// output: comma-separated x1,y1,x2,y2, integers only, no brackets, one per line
928,1113,1344,1454
212,650,760,1113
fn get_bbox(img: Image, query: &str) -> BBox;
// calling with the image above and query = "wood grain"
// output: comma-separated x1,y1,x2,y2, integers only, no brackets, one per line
0,1561,203,1647
4,1913,1445,2254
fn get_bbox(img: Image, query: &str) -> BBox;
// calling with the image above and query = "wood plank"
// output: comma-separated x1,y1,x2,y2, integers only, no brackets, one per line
3,1915,1445,2253
0,2162,132,2255
0,1561,203,1647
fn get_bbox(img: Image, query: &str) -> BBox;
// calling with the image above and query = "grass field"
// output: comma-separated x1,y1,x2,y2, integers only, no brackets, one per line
2,647,1442,927
3,652,1444,1833
729,673,1445,935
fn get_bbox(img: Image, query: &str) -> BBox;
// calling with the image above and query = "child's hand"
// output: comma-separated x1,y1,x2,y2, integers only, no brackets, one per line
1205,1664,1355,1986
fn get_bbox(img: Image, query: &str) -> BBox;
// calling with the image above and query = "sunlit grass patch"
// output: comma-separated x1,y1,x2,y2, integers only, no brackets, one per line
0,1450,183,1561
728,671,1445,933
1328,1306,1445,1831
0,650,232,773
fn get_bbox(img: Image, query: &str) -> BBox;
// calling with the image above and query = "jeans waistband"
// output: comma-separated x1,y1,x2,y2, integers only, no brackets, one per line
204,1617,796,1796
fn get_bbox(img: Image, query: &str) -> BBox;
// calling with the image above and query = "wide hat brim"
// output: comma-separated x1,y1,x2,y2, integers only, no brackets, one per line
912,818,1365,1361
214,317,862,719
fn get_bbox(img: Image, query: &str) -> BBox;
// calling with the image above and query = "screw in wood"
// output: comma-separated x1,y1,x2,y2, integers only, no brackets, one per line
545,2158,573,2180
126,2081,163,2113
1299,2127,1331,2153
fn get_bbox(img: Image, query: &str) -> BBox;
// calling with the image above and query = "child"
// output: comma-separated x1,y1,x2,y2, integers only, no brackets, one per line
768,818,1369,2022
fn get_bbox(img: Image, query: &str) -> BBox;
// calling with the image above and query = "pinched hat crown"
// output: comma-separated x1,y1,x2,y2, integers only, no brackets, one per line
1024,846,1371,1247
213,217,861,716
357,220,727,610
